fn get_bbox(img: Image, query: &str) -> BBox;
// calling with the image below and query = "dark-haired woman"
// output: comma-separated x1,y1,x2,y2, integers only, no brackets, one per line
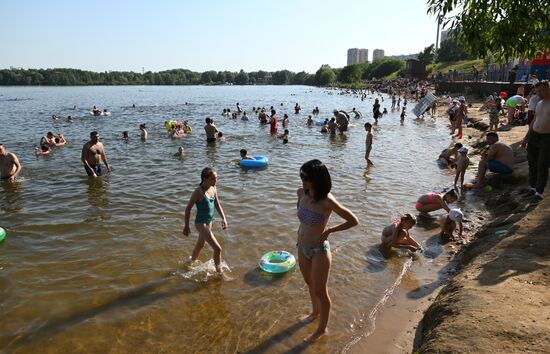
296,159,358,342
183,167,229,278
415,190,457,215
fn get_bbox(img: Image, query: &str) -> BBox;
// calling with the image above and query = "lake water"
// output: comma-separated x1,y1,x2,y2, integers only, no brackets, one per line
0,86,464,353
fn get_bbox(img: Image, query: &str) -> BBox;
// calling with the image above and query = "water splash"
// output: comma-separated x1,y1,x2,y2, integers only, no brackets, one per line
175,258,231,283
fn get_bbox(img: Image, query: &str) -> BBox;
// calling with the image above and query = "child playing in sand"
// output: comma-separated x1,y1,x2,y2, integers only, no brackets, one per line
440,208,463,241
488,98,501,132
364,122,373,166
454,147,470,187
239,149,255,160
381,214,421,252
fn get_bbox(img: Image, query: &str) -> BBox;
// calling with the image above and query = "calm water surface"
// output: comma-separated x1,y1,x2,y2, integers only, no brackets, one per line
1,86,463,353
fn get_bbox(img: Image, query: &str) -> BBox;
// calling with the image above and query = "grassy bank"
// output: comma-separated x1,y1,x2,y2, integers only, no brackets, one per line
427,59,485,76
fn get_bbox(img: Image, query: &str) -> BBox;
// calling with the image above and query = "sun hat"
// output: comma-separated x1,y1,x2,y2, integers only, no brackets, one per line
449,208,463,222
458,96,466,102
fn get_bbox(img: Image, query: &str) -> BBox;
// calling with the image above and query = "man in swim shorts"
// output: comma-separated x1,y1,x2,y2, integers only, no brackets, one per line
0,144,22,182
334,110,348,134
204,117,218,142
81,131,110,178
474,132,514,187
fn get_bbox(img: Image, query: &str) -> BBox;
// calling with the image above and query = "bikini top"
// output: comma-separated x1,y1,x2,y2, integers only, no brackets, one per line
297,206,329,227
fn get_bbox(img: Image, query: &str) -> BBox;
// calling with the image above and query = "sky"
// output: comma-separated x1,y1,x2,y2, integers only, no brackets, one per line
0,0,440,73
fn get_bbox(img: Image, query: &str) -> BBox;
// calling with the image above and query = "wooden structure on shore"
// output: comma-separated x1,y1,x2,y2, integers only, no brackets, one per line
435,81,533,98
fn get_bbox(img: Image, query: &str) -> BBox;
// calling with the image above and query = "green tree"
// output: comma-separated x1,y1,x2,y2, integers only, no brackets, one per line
338,64,363,83
427,0,550,60
272,70,290,85
314,65,336,86
417,44,435,64
234,69,249,85
362,59,405,79
436,36,475,62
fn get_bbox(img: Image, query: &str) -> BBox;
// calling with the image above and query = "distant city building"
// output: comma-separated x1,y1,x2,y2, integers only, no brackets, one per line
347,48,359,65
373,49,385,61
358,49,369,64
347,48,368,65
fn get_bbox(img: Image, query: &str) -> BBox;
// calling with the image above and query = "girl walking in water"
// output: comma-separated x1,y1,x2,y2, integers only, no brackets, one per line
183,167,229,279
296,159,358,342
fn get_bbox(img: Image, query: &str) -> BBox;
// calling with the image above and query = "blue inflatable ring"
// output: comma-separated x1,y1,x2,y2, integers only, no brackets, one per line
240,156,268,167
259,251,296,273
315,119,325,126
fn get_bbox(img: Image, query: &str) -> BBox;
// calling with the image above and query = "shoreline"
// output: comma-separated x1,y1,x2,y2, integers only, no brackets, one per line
350,96,549,353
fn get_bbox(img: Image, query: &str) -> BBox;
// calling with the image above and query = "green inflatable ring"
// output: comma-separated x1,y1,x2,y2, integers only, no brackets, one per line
0,227,6,243
259,251,296,273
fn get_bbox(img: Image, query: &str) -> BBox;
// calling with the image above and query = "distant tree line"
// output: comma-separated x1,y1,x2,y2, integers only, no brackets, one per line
0,59,409,87
331,58,407,84
0,67,322,86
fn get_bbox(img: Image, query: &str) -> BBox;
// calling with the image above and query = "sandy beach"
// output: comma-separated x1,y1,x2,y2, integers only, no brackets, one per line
352,97,550,353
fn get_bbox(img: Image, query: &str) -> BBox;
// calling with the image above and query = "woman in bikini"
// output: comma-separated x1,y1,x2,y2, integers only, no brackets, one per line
296,159,358,342
183,167,229,279
415,189,457,215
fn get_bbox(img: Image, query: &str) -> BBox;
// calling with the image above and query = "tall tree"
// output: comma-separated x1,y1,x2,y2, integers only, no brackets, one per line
417,44,435,64
436,36,475,62
427,0,550,60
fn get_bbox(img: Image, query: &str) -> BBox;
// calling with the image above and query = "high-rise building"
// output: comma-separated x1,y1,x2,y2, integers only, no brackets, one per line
373,49,385,61
358,49,369,64
347,48,359,65
347,48,369,65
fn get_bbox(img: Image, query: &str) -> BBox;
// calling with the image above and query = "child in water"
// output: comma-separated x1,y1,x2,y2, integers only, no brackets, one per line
183,167,229,278
279,129,289,144
174,146,184,157
364,123,373,166
240,149,255,160
454,147,470,187
381,214,421,252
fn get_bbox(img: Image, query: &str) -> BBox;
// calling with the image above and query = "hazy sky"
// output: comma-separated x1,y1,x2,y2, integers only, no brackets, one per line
0,0,439,73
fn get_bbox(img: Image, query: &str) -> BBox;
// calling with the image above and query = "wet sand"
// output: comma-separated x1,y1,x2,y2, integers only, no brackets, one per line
351,98,549,353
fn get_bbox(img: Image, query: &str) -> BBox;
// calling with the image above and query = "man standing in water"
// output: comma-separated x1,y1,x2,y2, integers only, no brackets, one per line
81,131,110,178
0,144,22,182
334,110,349,134
204,117,218,142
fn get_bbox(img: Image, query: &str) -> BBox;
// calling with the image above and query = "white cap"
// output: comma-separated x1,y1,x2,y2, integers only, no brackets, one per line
449,208,463,222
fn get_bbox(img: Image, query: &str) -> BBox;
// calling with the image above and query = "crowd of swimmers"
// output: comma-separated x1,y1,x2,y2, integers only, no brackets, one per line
2,79,549,344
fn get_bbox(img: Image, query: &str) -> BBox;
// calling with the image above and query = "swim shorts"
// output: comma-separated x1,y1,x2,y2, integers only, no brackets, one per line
206,137,216,143
85,164,102,176
488,160,513,174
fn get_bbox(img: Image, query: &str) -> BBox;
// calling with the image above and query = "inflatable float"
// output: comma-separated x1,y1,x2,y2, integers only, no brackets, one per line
240,156,268,167
259,251,296,273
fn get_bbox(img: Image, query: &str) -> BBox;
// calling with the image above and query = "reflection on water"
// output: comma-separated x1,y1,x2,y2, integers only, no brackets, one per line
0,86,468,353
0,180,23,213
85,177,110,222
